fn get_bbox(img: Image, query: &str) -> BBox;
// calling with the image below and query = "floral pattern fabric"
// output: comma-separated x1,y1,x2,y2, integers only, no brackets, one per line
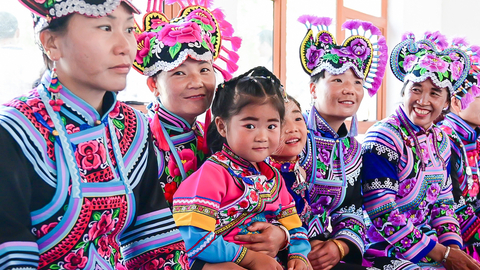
440,113,480,259
299,106,367,264
362,105,462,268
0,71,188,270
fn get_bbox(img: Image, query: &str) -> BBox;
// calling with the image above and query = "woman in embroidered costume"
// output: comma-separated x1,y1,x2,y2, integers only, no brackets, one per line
437,38,480,262
172,66,311,269
297,16,387,270
0,0,189,269
133,2,290,268
362,31,480,269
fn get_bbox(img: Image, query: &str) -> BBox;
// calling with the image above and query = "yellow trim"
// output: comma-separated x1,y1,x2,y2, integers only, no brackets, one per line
173,212,216,231
279,214,302,230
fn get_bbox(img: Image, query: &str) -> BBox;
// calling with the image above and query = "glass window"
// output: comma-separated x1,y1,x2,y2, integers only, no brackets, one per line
0,2,44,104
343,0,382,17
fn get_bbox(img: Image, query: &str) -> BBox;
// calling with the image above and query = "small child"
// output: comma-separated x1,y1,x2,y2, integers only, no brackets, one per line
269,95,311,229
172,66,311,270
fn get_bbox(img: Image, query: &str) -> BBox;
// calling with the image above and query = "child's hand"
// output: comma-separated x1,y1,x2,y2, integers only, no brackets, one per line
287,258,310,270
239,249,283,270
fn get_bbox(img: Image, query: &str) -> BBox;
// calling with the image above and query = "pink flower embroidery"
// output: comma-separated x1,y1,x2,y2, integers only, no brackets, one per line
97,235,111,258
157,21,203,47
450,61,464,80
136,32,157,64
403,55,418,71
186,9,216,32
109,101,121,119
255,181,264,192
469,181,479,197
75,140,107,171
419,54,448,73
143,258,166,270
88,211,115,240
306,45,325,70
26,99,53,127
151,19,167,30
249,190,259,202
64,249,88,270
36,222,58,238
349,39,371,60
34,0,46,3
227,207,238,216
167,149,197,178
179,253,189,269
66,124,80,134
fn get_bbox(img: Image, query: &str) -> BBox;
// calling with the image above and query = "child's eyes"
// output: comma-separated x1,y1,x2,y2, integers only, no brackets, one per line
244,124,255,129
268,124,277,130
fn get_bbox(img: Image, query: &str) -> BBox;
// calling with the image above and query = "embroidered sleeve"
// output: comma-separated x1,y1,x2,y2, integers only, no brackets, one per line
120,132,189,270
362,124,436,263
172,161,247,264
431,160,463,247
330,181,367,263
0,126,39,270
276,178,311,263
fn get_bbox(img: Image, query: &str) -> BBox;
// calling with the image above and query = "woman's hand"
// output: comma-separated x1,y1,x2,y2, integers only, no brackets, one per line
234,222,287,257
239,249,283,270
307,239,349,270
443,247,480,270
203,262,247,270
287,258,310,270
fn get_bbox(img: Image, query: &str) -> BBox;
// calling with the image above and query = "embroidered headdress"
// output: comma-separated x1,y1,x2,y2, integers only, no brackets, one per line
298,16,388,97
133,0,241,79
390,31,480,108
18,0,140,21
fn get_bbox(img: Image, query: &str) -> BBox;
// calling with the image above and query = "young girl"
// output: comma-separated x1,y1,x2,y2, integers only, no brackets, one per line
172,67,311,270
269,95,311,229
0,0,188,269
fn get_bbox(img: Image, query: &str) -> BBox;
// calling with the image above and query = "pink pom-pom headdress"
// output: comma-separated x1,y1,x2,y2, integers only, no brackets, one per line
298,15,388,97
133,0,242,80
390,31,478,105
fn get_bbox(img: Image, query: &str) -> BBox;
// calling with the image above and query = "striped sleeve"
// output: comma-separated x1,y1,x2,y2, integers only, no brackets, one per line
0,125,39,270
120,133,188,269
362,123,435,263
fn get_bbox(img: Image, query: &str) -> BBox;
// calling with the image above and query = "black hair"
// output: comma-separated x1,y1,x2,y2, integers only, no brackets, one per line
0,12,18,39
310,70,326,84
286,94,302,111
207,66,286,153
39,14,74,70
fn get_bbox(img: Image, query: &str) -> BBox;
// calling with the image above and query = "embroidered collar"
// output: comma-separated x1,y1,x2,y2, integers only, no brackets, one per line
445,113,480,143
40,70,118,126
147,99,203,137
306,105,350,139
268,156,299,173
221,144,258,172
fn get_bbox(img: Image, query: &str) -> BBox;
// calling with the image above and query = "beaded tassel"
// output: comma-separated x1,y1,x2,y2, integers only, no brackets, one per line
47,63,64,112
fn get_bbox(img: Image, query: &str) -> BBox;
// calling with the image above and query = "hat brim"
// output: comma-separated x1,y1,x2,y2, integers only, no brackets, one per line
122,0,141,15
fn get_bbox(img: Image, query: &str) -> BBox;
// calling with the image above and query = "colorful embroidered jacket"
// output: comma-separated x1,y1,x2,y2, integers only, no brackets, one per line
299,106,366,264
147,101,207,205
172,145,311,265
268,158,312,230
0,71,188,270
362,105,462,267
440,113,480,249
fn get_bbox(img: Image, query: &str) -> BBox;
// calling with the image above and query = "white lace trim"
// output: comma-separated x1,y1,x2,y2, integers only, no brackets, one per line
50,0,121,18
346,165,361,186
311,62,364,79
405,72,454,94
362,141,399,162
363,178,399,192
143,48,213,76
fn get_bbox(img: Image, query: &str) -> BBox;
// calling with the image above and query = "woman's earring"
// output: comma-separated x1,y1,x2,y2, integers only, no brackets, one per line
47,61,64,112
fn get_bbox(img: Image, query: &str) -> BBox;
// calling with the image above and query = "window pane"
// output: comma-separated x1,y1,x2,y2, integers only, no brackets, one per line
343,0,382,17
212,0,274,75
0,3,44,104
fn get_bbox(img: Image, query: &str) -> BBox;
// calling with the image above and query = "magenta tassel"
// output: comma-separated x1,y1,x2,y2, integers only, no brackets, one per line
452,37,469,47
218,54,238,73
221,45,239,62
211,9,225,21
461,92,474,110
401,32,415,41
471,45,480,55
223,36,242,51
213,63,232,80
472,84,480,96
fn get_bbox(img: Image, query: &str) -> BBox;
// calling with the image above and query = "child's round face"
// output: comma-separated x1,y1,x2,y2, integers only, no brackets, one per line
155,58,215,123
222,102,281,165
311,68,364,123
271,101,307,160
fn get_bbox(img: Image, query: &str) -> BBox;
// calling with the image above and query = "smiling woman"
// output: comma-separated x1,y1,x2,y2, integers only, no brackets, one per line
0,0,190,269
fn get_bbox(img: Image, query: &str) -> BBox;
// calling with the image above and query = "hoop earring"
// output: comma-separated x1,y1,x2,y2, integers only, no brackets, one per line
47,61,64,112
